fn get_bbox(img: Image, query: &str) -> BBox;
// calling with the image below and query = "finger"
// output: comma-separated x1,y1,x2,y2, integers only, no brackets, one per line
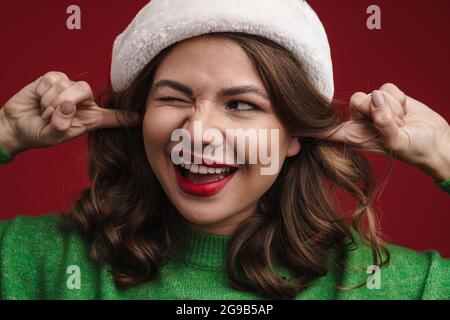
35,71,70,98
301,122,348,142
352,91,404,123
40,79,73,111
373,89,406,119
50,81,94,108
370,90,405,150
41,106,55,121
94,109,141,129
377,87,406,119
300,87,406,142
379,83,407,112
40,101,76,143
349,92,371,119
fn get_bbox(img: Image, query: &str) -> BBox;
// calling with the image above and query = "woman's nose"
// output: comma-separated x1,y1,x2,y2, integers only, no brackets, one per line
182,101,224,145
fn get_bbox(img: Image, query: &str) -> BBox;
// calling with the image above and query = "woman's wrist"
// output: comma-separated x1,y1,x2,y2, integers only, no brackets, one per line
0,107,23,157
416,134,450,182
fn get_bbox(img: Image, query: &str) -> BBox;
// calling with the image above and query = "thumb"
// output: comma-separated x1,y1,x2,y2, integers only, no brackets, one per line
370,90,402,149
40,101,76,144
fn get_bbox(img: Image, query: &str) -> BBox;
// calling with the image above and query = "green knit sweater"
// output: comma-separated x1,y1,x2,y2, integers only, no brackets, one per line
0,213,449,300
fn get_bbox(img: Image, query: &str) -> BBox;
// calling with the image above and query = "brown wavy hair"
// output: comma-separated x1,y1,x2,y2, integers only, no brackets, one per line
65,32,390,299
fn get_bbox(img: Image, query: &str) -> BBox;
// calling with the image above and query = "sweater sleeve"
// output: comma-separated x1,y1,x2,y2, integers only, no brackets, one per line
336,231,450,300
0,214,71,299
436,178,450,195
420,251,450,299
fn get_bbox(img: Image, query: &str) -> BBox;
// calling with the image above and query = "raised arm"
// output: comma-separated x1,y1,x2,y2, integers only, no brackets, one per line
304,83,450,194
0,71,140,162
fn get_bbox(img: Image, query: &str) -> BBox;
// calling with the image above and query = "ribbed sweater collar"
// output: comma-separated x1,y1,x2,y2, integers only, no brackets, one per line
171,224,341,293
174,225,232,270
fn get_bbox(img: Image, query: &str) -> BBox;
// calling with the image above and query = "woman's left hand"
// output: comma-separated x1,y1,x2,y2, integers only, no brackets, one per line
311,83,450,181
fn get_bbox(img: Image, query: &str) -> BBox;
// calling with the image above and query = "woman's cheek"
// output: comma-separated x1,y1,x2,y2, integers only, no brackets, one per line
143,107,181,148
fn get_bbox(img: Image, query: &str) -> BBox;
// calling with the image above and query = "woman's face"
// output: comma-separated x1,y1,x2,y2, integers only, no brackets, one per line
143,35,300,234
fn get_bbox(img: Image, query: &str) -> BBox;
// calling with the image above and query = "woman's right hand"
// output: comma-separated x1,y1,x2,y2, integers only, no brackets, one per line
0,71,139,156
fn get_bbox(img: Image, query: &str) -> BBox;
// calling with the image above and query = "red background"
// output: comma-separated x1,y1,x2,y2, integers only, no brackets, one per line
0,0,449,257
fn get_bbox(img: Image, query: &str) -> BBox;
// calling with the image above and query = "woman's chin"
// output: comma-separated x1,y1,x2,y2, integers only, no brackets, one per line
177,206,232,227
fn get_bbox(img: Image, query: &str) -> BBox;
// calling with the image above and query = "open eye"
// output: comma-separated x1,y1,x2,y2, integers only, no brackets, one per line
226,100,259,111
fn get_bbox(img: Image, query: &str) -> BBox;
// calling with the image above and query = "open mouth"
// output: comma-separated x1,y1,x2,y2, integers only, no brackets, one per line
176,163,238,184
172,161,239,197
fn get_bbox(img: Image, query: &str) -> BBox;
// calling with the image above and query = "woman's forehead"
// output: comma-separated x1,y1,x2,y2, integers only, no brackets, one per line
152,35,264,89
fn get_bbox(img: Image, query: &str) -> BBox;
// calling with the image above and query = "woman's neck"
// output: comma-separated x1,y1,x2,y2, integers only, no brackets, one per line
184,202,258,235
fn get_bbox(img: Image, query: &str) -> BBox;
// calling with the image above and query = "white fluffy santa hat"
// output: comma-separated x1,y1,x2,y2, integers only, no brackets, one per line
110,0,334,102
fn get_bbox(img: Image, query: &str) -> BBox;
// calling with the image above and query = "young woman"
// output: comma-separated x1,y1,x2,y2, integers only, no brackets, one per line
0,0,449,300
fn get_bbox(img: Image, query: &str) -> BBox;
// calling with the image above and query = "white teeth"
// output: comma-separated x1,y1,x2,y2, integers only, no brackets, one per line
181,163,191,170
190,164,199,173
208,167,216,174
179,162,233,175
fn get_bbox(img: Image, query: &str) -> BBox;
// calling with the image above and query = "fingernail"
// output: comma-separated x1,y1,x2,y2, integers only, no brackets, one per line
60,101,75,115
372,90,385,108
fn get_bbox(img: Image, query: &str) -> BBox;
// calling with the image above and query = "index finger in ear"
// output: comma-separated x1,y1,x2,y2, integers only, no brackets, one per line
96,109,141,129
297,122,348,143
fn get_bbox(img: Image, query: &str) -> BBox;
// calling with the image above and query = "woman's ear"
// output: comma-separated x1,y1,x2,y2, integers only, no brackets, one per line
286,136,301,157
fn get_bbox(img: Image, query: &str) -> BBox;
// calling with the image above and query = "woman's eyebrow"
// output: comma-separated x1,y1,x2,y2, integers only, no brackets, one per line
152,79,269,100
152,79,193,97
218,86,269,100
